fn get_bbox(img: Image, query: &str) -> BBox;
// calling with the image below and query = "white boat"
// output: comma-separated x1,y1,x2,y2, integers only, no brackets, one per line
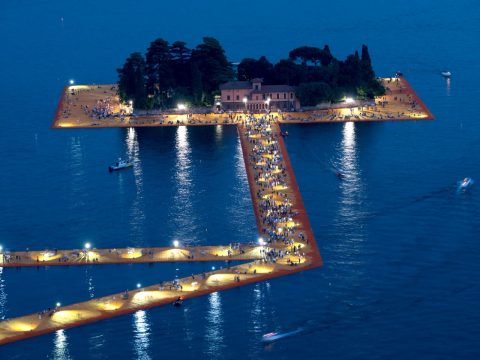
261,328,303,343
458,177,474,190
441,71,451,77
109,158,133,172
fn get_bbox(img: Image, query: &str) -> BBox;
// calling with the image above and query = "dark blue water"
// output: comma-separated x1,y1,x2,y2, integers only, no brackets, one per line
1,1,479,358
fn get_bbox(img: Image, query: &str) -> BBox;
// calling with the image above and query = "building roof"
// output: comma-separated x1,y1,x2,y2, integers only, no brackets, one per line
219,81,251,90
251,84,295,94
251,78,264,83
220,81,295,94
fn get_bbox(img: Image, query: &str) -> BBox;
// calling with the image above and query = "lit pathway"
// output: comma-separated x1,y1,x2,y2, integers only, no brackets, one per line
52,77,433,129
0,245,265,267
0,115,322,346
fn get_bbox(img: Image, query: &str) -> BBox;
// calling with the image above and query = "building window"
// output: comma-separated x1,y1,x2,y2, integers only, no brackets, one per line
290,92,293,99
262,94,266,100
227,95,231,101
284,93,287,99
276,94,279,99
236,95,239,101
255,85,259,90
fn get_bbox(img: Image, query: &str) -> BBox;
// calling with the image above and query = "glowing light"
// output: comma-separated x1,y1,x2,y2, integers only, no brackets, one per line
136,283,141,289
258,237,266,246
84,242,91,250
177,103,187,111
243,97,248,103
56,302,61,308
173,240,180,248
0,245,3,252
211,266,216,271
69,79,75,85
345,97,354,104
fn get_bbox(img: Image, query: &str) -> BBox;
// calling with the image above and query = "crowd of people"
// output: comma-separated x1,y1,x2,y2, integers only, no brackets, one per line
243,115,306,264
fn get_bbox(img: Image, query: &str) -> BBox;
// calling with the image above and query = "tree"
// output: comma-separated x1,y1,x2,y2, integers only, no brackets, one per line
170,41,191,88
289,46,323,66
190,37,234,105
272,59,302,85
296,82,334,106
145,38,174,108
117,52,147,108
237,56,274,82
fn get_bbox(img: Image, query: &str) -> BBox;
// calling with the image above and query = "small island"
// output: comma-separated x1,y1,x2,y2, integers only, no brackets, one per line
52,37,433,128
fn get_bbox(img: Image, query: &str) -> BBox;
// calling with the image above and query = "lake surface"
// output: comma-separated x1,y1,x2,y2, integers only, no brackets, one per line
0,0,479,358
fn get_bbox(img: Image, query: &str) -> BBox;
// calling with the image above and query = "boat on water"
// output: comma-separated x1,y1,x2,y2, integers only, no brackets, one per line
261,328,303,343
108,158,132,172
458,177,474,190
441,71,452,77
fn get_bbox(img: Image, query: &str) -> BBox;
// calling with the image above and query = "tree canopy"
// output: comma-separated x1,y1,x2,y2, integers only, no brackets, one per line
237,44,385,105
117,37,233,109
117,39,384,109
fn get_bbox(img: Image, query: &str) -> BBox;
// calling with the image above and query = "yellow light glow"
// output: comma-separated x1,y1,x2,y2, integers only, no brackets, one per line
52,310,100,325
273,185,288,191
206,273,238,286
33,252,62,262
132,291,167,305
120,249,142,259
4,321,38,332
95,301,124,311
160,249,189,259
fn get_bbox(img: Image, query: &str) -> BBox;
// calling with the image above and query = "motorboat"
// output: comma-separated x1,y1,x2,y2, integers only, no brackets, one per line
109,158,132,172
441,71,452,78
261,328,303,343
458,177,474,190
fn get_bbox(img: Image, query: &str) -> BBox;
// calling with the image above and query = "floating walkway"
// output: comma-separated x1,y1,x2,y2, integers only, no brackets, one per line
51,77,433,129
0,115,322,346
0,245,264,268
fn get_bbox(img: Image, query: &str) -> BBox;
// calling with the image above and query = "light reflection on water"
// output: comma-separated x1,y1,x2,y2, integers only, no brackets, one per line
52,330,71,360
215,125,223,144
133,310,151,360
85,268,95,299
69,136,86,209
205,292,225,358
172,126,196,244
126,128,145,244
335,122,366,267
445,77,451,96
338,122,363,218
0,268,6,320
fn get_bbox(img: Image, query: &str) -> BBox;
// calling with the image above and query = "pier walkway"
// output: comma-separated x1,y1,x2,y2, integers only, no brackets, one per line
0,244,264,267
52,77,433,129
0,75,433,345
0,114,321,346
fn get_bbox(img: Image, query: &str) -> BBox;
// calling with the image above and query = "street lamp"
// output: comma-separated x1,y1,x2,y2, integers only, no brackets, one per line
265,97,271,111
173,240,180,248
84,242,91,250
136,283,141,289
243,97,248,110
258,237,266,246
69,79,75,85
56,302,61,308
345,97,354,104
177,103,187,111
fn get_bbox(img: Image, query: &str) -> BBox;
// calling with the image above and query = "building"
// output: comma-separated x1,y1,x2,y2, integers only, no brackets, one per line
219,78,300,111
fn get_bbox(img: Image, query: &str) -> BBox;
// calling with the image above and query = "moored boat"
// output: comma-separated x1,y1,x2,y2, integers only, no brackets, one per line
108,158,133,172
